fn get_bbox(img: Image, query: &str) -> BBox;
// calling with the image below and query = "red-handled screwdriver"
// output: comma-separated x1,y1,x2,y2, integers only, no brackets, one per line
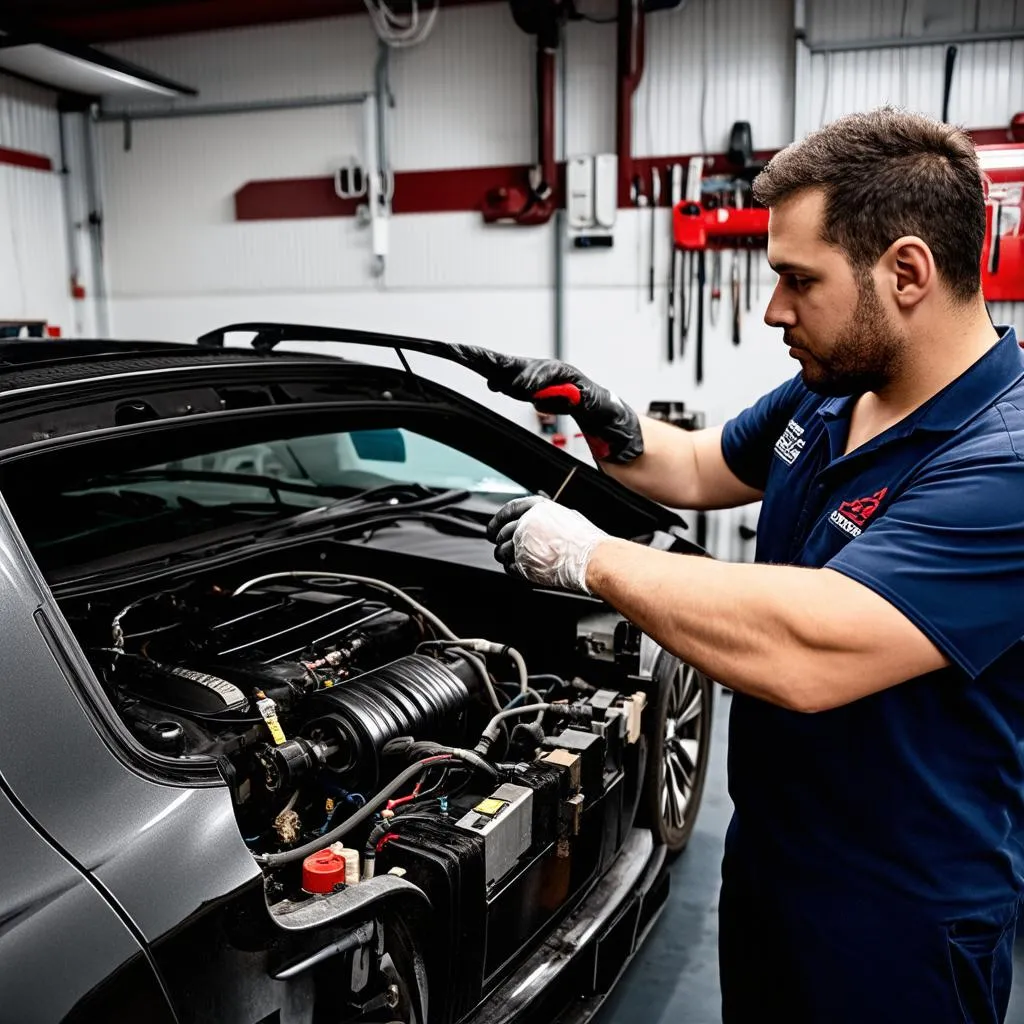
533,383,582,406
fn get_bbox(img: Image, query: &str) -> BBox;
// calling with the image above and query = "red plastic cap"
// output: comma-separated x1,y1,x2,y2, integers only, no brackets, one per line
302,848,347,894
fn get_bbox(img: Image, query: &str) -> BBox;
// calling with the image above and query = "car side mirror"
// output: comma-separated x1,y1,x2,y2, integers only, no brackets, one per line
350,428,407,463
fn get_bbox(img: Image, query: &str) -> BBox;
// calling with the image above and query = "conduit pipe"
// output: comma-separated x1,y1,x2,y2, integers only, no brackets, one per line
482,36,558,224
616,0,645,206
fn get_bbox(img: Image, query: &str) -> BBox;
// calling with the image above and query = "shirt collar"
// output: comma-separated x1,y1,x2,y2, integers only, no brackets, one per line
815,325,1023,435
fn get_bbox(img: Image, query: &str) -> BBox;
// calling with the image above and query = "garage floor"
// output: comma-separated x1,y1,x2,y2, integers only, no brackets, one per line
598,688,1024,1024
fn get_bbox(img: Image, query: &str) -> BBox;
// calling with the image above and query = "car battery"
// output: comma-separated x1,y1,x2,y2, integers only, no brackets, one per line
454,783,534,887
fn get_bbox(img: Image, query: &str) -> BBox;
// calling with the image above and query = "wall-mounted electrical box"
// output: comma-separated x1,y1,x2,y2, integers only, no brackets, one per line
567,157,595,230
594,154,617,228
566,154,618,242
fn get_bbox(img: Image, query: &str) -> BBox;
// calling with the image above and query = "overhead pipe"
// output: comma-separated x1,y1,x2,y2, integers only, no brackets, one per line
535,41,558,198
482,22,558,224
616,0,645,207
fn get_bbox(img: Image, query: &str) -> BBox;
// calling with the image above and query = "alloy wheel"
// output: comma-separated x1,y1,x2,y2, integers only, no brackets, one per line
661,661,707,836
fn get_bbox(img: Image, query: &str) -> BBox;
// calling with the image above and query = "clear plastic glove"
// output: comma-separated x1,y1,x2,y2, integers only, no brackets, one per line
487,496,608,594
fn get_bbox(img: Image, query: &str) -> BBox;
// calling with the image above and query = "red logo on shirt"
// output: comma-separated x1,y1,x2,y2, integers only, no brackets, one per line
829,488,888,538
837,488,888,527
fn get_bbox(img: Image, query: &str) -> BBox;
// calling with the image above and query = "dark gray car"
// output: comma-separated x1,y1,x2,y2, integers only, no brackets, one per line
0,324,713,1024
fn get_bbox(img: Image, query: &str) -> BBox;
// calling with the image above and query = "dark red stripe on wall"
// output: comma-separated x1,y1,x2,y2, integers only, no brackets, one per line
233,151,768,222
0,146,52,172
235,164,564,221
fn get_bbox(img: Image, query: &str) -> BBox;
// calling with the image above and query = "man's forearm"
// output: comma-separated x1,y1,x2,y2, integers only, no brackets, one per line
600,420,763,512
598,416,701,507
583,539,947,712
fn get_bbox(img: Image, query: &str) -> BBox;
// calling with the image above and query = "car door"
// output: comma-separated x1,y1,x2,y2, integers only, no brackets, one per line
0,766,175,1022
0,501,262,1021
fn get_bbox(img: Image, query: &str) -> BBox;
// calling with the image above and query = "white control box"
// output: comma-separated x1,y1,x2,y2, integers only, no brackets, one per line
566,153,618,236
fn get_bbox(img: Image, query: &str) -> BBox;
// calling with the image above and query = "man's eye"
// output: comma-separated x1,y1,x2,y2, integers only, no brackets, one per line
790,276,811,290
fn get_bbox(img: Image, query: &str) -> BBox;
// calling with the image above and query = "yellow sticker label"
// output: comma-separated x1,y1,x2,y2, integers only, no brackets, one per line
265,715,286,746
473,798,507,817
257,696,287,745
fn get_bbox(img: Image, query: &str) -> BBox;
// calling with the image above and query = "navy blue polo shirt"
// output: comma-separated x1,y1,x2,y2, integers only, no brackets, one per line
720,325,1024,913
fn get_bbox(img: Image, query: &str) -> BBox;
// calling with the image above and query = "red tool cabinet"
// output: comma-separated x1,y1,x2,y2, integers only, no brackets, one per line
979,143,1024,302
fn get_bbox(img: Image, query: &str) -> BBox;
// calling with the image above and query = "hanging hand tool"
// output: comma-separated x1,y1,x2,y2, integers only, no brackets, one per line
679,251,696,356
745,248,752,311
695,249,706,385
631,174,646,309
680,250,693,354
709,250,722,326
731,250,742,345
990,201,1003,274
680,156,704,360
649,166,661,303
666,164,683,362
941,45,958,123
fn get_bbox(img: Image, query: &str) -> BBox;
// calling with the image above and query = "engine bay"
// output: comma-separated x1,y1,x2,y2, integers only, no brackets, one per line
65,561,654,954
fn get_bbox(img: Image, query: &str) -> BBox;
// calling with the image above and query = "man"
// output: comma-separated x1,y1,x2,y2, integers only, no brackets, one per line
458,108,1024,1022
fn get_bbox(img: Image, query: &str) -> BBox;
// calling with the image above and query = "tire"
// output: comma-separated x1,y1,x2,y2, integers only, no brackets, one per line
377,918,428,1024
636,653,714,856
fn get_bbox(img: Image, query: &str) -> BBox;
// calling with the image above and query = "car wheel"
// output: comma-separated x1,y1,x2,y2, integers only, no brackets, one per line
638,653,714,855
350,918,427,1024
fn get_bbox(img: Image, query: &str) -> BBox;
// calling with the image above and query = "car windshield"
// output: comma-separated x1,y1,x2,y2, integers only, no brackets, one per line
79,428,528,506
11,427,529,569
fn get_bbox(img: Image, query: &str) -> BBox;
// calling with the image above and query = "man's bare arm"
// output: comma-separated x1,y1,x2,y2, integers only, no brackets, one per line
599,419,763,511
585,539,949,712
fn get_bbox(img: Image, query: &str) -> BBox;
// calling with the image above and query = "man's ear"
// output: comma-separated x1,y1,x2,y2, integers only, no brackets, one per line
879,235,934,310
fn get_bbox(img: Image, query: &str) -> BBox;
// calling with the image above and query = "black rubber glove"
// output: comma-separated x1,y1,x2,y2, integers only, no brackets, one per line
450,346,644,464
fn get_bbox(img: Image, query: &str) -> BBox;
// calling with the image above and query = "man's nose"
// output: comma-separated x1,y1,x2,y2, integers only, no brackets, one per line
764,281,796,329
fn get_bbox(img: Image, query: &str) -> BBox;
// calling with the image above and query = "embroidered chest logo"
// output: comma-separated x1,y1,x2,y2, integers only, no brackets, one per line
829,487,888,538
774,419,806,466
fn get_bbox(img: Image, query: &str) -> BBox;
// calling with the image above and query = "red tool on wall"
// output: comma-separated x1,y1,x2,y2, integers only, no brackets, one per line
672,191,769,384
978,142,1024,302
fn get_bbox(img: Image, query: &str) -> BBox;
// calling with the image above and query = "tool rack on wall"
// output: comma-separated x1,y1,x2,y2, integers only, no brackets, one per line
979,142,1024,303
666,167,770,385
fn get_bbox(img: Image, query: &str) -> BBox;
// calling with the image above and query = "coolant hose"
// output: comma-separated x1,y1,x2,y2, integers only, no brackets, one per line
254,754,452,868
254,748,497,869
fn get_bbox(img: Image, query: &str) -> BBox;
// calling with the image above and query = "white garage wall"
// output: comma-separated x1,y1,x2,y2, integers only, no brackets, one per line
0,77,74,332
797,0,1024,329
803,0,1024,134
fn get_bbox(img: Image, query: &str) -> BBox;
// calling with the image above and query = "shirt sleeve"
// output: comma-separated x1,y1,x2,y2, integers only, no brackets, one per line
826,438,1024,679
720,374,808,490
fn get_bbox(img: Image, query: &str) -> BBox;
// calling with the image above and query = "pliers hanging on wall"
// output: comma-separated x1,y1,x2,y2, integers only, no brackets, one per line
731,250,742,345
709,250,722,327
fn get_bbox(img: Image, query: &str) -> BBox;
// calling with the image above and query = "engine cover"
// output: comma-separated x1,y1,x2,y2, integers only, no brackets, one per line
304,653,479,787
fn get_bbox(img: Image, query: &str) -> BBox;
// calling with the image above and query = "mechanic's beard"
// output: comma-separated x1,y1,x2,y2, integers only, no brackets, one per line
792,279,904,397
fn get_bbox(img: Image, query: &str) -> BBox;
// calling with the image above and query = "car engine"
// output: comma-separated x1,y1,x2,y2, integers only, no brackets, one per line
65,565,656,1021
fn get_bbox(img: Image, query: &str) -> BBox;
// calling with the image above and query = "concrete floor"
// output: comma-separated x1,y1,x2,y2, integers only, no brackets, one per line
598,687,1024,1024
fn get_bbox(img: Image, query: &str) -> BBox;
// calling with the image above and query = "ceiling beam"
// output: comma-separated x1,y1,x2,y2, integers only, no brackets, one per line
25,0,501,44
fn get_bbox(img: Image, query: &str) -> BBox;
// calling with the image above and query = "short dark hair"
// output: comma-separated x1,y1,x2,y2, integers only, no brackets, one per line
752,107,986,302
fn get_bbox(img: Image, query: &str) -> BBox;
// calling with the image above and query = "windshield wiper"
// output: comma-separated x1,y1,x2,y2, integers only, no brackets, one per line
237,486,473,541
83,467,342,503
42,484,483,590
